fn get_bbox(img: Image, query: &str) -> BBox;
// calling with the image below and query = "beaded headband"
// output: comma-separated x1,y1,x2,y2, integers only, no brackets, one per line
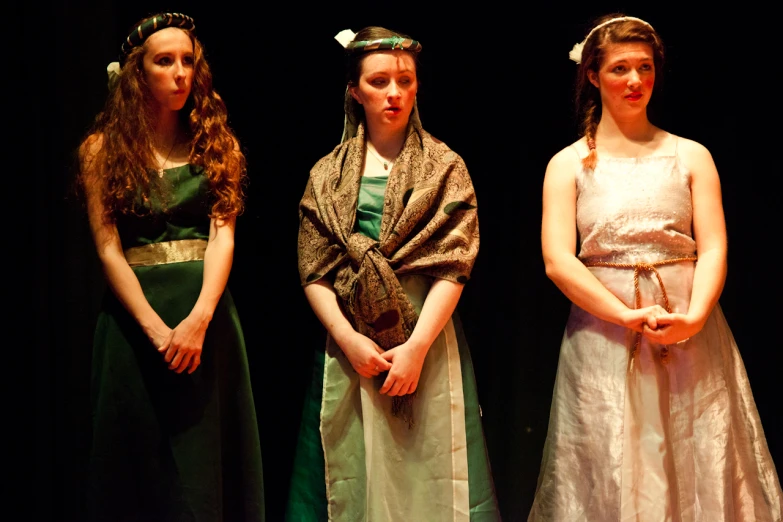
107,13,196,90
120,12,195,62
568,16,654,64
334,29,422,53
333,29,423,143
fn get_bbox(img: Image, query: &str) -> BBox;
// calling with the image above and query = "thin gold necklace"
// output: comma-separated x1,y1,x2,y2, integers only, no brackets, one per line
366,142,394,171
156,134,179,178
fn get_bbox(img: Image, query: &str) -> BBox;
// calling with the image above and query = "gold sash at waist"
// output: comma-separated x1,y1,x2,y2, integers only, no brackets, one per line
124,239,208,267
584,256,697,361
584,256,697,312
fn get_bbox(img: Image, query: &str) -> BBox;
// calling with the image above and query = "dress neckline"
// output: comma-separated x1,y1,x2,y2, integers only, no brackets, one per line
598,154,677,162
160,163,191,172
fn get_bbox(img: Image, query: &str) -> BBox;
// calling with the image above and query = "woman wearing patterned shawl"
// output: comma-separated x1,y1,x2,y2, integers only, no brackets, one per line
286,26,501,522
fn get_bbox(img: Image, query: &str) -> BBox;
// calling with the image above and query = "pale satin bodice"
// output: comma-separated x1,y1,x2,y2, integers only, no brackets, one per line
529,145,783,522
576,153,697,264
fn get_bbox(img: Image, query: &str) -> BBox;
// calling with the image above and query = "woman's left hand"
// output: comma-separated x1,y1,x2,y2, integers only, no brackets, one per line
378,342,427,397
642,312,702,345
159,314,208,374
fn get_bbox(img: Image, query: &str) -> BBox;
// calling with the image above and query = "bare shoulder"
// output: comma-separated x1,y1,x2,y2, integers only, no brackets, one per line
672,134,717,173
78,133,108,197
79,132,105,163
545,140,583,180
79,133,106,186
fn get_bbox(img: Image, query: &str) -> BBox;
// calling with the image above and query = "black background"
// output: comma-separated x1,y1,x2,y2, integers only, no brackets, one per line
32,3,780,521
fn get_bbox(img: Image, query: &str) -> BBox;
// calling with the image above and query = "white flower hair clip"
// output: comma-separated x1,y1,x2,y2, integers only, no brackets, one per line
334,29,356,48
569,42,585,64
107,61,121,90
568,16,654,65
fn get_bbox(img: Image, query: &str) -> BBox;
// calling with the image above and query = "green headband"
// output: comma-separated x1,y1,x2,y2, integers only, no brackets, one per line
120,12,195,63
334,30,422,53
346,36,422,53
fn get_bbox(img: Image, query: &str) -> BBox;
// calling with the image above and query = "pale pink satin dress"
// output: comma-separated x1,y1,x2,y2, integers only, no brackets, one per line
528,144,782,522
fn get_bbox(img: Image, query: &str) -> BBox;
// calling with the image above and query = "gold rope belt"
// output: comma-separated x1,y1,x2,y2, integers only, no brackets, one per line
584,256,697,359
124,239,207,267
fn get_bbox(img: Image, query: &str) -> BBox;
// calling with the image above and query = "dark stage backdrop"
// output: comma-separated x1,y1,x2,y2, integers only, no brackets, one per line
34,3,780,521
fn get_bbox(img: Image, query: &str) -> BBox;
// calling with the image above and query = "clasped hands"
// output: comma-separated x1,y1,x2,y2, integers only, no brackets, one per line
150,315,208,375
338,331,426,397
625,305,701,345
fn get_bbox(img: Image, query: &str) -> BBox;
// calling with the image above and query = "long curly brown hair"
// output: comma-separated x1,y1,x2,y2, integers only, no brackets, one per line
79,14,246,222
574,14,665,169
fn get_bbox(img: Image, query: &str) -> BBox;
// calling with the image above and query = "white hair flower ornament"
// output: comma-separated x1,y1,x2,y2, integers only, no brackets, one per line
568,17,654,65
334,29,356,48
569,42,585,64
107,61,121,90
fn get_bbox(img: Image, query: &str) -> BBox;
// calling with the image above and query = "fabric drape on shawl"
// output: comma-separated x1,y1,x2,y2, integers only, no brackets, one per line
297,119,479,416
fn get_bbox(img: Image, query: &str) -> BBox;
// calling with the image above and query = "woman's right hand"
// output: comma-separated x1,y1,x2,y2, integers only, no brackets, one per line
82,134,179,361
148,326,174,353
619,304,669,333
302,280,393,378
335,329,392,379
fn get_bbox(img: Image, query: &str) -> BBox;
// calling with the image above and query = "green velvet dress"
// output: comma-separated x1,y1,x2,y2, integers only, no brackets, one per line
87,165,264,522
286,174,500,522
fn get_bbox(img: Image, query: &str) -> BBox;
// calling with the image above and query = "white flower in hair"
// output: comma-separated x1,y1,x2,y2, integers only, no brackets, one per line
334,29,356,48
569,41,585,64
568,16,653,65
106,61,121,90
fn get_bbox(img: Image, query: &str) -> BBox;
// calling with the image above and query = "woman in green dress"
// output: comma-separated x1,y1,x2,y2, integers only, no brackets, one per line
77,12,264,522
288,26,501,521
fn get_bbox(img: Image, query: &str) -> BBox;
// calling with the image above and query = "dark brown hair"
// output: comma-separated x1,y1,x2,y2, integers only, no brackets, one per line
575,14,665,169
343,26,422,127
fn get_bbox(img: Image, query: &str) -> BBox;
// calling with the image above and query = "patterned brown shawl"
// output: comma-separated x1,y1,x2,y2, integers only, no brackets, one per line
297,119,479,422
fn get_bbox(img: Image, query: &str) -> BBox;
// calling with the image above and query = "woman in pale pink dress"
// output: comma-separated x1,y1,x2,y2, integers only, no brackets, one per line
528,13,782,522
